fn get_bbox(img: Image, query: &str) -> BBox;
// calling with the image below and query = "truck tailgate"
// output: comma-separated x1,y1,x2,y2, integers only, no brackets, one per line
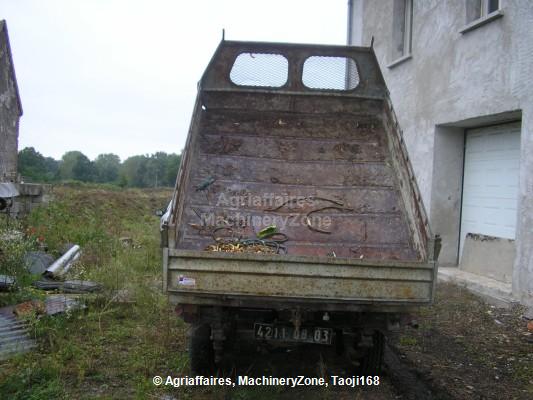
166,250,435,308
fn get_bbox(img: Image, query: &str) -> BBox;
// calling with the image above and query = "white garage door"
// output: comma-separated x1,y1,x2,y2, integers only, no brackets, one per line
459,123,521,257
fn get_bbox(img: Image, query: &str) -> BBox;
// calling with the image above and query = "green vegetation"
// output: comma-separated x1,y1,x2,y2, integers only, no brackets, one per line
18,147,181,188
398,335,418,347
0,223,43,307
2,186,320,399
0,185,187,399
4,186,530,399
17,147,59,183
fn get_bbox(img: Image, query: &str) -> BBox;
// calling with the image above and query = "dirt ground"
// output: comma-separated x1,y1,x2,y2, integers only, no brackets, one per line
386,282,533,400
173,282,532,400
213,282,532,400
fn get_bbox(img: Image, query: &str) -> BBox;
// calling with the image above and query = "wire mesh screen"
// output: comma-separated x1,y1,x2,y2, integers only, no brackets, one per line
230,53,289,87
302,56,360,91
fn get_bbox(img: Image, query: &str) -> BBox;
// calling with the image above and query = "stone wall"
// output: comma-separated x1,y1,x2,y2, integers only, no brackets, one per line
0,20,22,181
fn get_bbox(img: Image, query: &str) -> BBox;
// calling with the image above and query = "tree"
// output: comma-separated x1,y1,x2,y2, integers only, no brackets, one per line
18,147,59,182
59,151,95,182
94,153,121,183
120,152,181,188
165,153,181,186
19,147,182,187
44,156,60,180
120,155,149,187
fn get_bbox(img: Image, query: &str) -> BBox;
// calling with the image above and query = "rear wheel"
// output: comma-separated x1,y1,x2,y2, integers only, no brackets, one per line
359,331,384,375
189,322,215,375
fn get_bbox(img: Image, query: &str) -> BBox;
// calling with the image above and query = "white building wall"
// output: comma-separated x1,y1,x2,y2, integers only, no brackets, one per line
348,0,533,308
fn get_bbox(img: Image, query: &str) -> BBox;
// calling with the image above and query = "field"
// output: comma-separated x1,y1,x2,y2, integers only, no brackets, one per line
0,185,188,399
0,185,531,399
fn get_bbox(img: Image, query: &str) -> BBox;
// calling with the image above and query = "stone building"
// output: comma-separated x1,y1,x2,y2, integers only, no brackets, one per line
0,19,22,182
0,20,46,216
347,0,533,310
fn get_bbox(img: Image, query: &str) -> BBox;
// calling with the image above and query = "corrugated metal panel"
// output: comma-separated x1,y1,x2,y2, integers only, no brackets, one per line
0,295,84,360
0,182,19,198
45,294,85,315
0,314,36,361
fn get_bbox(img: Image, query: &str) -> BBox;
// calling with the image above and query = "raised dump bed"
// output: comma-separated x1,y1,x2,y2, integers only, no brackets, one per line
161,40,439,373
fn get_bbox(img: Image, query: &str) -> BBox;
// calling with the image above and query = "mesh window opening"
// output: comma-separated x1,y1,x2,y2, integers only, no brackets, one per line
230,53,289,88
302,56,360,91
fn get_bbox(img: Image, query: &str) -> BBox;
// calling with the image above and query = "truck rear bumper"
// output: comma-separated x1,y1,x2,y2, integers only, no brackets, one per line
169,291,427,313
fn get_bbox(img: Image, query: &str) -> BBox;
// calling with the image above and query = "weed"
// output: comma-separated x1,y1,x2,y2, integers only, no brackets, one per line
398,335,418,347
0,219,38,306
0,186,184,399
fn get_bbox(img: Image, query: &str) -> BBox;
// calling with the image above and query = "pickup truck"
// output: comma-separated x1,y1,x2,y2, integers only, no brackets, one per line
161,40,439,374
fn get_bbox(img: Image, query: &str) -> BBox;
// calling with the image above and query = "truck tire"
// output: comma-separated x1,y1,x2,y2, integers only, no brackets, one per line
189,322,214,375
360,331,384,375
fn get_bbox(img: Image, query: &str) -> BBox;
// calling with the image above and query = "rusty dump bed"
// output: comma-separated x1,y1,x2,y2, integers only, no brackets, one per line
162,41,438,312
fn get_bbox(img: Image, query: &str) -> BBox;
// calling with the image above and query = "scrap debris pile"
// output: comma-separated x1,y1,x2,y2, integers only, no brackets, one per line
204,226,288,255
205,242,276,254
1,241,102,294
0,237,94,360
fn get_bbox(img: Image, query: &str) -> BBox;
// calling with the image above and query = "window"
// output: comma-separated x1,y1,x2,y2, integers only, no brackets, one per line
391,0,413,63
485,0,500,14
462,0,502,33
466,0,500,23
302,56,359,91
229,53,288,88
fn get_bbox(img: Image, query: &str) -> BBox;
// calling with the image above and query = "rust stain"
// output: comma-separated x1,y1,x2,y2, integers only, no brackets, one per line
172,41,430,262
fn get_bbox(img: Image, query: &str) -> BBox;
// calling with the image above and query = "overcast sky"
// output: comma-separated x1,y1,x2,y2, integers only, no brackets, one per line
2,0,347,161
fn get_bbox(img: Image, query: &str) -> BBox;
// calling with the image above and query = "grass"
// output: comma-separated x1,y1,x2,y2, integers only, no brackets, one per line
0,221,40,307
0,185,340,400
0,185,188,399
398,336,417,347
4,185,530,399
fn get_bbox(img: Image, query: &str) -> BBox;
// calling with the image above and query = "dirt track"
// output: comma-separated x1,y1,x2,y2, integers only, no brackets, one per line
208,339,439,399
201,282,532,400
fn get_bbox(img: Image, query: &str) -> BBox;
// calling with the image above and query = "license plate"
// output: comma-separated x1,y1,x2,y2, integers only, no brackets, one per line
254,323,332,345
